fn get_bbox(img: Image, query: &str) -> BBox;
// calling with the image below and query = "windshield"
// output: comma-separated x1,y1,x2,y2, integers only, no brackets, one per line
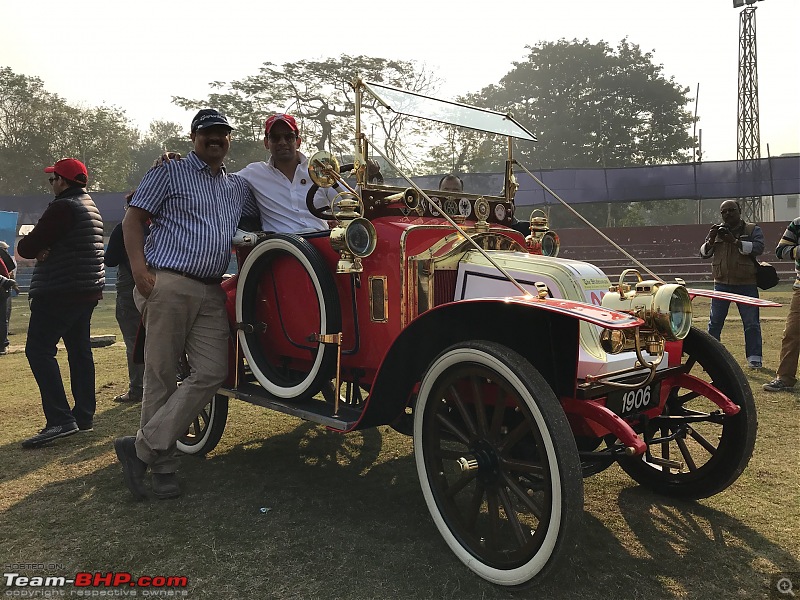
364,81,538,142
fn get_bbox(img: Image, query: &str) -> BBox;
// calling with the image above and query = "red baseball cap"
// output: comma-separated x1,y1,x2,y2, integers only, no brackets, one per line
264,114,298,136
44,158,88,186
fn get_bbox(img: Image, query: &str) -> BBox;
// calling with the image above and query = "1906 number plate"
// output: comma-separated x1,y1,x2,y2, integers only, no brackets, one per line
606,382,661,416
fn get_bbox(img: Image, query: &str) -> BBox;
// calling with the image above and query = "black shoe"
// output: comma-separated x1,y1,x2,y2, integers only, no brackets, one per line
114,436,148,500
763,378,794,392
152,472,181,499
77,422,94,432
22,423,79,449
113,392,142,403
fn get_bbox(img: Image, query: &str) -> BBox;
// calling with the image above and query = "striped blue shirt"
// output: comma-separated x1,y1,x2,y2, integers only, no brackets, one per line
131,152,258,278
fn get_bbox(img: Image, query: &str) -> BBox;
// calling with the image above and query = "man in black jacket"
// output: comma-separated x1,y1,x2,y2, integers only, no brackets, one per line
18,158,105,448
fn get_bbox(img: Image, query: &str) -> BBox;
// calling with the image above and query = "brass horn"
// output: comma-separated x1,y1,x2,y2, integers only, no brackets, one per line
383,188,419,211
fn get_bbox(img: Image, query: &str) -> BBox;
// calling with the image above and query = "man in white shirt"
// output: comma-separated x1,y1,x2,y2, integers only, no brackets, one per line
236,114,339,233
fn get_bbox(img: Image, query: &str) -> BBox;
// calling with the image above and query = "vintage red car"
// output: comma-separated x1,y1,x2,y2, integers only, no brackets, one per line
176,80,777,588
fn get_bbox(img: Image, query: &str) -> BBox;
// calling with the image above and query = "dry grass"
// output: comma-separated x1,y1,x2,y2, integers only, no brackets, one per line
0,289,798,599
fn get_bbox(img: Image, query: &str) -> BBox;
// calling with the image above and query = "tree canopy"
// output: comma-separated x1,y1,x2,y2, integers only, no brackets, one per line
1,39,697,212
172,55,440,174
421,38,696,227
0,67,184,195
427,38,695,174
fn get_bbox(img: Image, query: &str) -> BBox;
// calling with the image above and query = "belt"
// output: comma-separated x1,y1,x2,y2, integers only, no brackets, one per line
155,267,223,285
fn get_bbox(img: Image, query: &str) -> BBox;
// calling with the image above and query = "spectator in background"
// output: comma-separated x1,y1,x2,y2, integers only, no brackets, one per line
0,241,16,351
0,251,18,355
105,191,149,403
17,158,105,448
438,173,464,193
763,217,800,392
699,199,765,369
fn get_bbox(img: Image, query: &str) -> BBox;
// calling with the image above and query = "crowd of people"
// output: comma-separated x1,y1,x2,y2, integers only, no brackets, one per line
8,108,799,502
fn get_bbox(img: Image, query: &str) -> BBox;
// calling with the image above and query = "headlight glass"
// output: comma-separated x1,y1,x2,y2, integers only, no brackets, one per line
540,231,560,257
652,284,692,340
667,286,692,339
345,218,377,258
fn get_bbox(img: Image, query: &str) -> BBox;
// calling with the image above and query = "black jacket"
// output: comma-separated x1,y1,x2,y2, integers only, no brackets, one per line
27,188,105,300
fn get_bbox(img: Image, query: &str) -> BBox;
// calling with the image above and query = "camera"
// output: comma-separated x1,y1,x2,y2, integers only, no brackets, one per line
716,226,729,236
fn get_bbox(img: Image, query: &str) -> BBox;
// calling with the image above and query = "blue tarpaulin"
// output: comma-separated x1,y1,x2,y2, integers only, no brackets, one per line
515,155,800,206
0,211,18,252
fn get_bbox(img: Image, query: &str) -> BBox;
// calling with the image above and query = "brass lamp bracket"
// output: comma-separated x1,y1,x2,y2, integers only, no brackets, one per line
309,332,344,416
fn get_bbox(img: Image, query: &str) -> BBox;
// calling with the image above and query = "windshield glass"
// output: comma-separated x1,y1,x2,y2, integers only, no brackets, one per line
364,82,537,142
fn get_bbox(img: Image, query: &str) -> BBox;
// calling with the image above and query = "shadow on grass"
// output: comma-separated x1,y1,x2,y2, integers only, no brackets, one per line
0,400,142,482
0,421,796,599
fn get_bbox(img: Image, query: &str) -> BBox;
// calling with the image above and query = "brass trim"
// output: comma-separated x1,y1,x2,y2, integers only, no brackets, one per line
400,224,527,324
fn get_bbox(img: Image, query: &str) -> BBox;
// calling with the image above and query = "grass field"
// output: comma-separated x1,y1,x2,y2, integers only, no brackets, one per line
0,288,798,599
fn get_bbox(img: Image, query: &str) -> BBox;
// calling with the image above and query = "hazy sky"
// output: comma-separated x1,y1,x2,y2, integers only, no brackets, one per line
2,0,798,162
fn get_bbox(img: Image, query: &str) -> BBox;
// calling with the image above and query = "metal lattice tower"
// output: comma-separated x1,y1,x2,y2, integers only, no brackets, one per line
736,5,762,222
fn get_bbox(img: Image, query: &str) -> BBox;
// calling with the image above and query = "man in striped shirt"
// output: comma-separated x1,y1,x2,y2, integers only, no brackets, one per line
115,109,259,500
763,217,800,392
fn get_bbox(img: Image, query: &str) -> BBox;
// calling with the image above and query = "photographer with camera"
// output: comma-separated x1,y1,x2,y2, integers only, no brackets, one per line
699,199,765,369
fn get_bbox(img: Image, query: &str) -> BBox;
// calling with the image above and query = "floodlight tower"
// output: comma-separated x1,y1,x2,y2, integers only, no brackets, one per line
734,0,764,222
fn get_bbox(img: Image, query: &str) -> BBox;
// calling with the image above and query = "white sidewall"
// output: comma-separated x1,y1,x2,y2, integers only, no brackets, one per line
177,397,218,455
235,238,328,398
413,347,564,586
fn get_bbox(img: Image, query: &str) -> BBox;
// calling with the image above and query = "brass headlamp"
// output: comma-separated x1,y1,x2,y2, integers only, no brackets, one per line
525,209,560,257
600,270,693,354
308,151,378,274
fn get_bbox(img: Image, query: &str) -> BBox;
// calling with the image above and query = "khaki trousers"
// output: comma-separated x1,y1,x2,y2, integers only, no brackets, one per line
133,270,228,473
776,287,800,387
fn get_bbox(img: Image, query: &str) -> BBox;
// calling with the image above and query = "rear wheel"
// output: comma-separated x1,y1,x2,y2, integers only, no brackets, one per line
413,341,583,588
177,394,228,456
617,328,757,499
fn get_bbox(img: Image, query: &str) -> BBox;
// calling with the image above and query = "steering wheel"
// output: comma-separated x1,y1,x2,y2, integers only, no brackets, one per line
305,162,356,221
306,181,338,221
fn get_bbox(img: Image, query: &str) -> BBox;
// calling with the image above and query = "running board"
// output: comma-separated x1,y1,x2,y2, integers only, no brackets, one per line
217,382,361,431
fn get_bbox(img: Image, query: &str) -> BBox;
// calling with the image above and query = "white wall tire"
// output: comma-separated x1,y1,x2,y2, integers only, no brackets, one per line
235,234,341,401
413,341,583,587
177,394,228,456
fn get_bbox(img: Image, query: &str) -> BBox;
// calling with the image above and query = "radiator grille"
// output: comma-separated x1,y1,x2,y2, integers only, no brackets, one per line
433,270,458,306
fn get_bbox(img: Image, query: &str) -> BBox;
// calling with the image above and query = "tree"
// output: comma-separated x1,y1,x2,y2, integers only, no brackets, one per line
127,120,189,189
172,56,439,172
0,67,141,194
423,39,696,227
0,67,66,195
427,38,695,176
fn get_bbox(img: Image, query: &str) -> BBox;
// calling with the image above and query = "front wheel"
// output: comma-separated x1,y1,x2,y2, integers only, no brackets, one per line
177,394,228,456
413,341,583,588
617,328,757,499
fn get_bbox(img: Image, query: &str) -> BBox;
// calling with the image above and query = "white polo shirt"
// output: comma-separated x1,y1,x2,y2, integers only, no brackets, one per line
236,152,339,233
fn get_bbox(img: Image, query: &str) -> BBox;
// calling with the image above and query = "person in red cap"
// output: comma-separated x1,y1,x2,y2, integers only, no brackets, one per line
235,113,349,232
17,158,105,448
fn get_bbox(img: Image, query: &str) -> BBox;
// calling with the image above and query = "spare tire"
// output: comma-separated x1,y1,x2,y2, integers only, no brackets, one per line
236,234,341,401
